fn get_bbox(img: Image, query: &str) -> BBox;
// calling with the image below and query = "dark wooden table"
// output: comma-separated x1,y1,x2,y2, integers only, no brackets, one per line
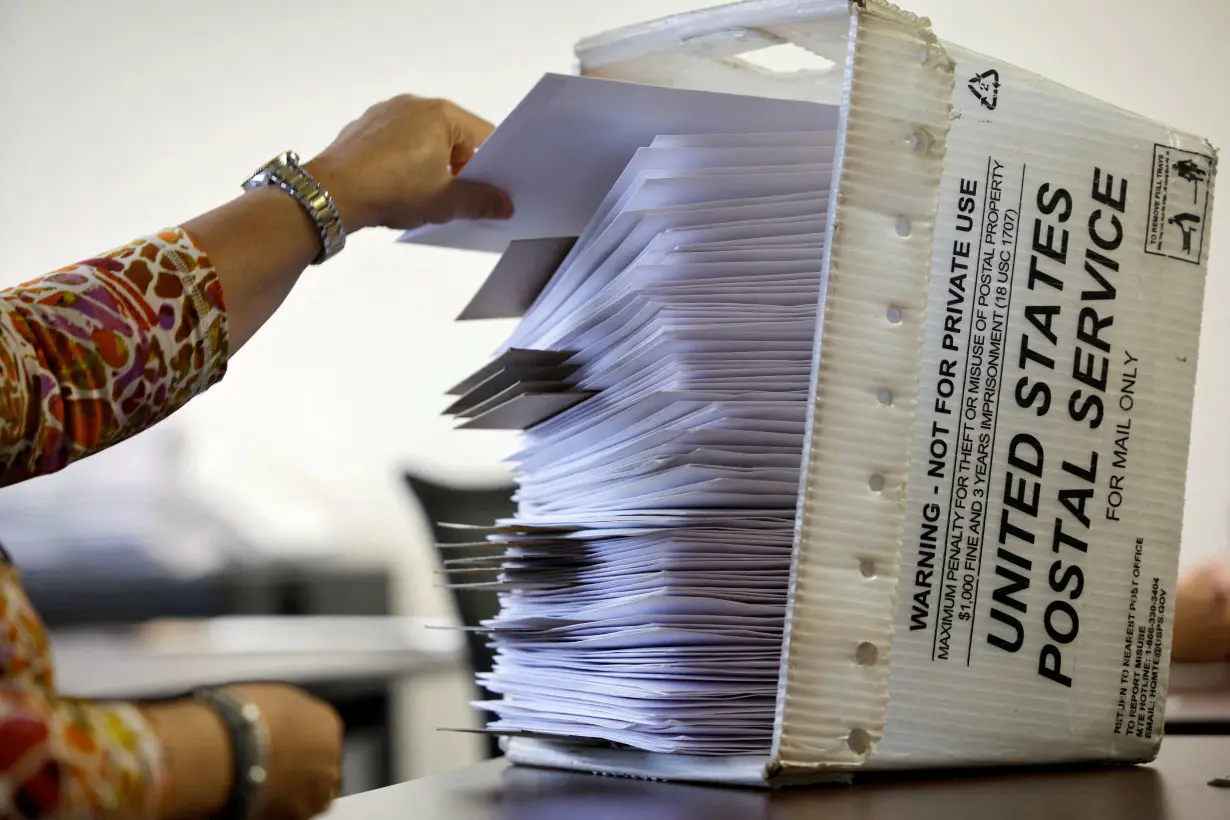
322,736,1230,819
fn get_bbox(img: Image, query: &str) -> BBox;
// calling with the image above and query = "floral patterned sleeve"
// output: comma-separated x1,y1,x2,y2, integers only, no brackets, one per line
0,228,229,818
0,228,227,484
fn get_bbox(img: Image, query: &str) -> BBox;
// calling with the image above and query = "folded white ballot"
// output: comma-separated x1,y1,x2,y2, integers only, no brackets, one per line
404,0,1217,789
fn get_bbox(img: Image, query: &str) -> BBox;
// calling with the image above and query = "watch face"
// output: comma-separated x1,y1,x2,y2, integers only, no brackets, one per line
245,152,297,189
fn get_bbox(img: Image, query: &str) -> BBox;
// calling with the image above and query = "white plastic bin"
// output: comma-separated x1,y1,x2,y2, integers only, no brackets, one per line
484,0,1218,786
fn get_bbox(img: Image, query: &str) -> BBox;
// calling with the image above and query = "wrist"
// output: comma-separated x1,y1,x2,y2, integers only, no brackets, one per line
304,156,371,233
141,701,232,820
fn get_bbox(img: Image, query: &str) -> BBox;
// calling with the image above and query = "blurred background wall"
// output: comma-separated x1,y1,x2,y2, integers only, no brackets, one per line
1,0,1226,782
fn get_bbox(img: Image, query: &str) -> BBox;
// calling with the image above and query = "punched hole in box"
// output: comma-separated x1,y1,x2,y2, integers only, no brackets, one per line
855,642,879,666
847,728,871,755
868,474,885,493
909,129,933,154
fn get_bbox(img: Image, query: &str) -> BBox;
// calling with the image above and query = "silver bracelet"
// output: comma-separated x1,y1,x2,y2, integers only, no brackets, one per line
243,150,346,264
194,687,270,820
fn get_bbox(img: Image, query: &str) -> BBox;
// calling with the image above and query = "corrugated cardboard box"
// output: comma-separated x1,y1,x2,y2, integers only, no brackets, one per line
476,0,1217,786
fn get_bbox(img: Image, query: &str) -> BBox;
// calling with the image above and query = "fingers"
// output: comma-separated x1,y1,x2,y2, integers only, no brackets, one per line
431,102,502,218
426,180,514,224
439,100,496,153
309,776,342,816
450,143,478,175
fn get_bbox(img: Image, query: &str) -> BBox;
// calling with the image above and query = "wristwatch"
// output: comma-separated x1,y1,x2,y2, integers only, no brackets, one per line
243,151,346,264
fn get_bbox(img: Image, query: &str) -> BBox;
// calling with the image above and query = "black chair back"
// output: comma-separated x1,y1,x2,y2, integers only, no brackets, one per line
402,472,515,758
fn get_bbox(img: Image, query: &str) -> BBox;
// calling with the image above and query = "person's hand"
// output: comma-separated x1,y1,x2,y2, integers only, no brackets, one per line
226,683,345,820
305,95,514,233
1172,562,1230,663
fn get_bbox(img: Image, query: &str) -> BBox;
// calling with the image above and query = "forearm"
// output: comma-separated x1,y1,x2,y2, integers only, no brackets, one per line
139,700,232,819
182,162,339,353
1,166,340,482
1,94,509,487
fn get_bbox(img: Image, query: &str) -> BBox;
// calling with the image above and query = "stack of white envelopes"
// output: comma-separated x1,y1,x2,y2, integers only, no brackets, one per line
433,81,838,755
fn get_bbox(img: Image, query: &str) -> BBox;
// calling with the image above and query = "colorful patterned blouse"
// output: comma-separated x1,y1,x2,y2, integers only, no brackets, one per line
0,228,229,819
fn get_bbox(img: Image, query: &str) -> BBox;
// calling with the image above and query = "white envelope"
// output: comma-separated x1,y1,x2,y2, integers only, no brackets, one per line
399,74,837,252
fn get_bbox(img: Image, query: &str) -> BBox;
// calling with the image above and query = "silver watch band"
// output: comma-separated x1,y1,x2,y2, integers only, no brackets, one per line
243,151,346,264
